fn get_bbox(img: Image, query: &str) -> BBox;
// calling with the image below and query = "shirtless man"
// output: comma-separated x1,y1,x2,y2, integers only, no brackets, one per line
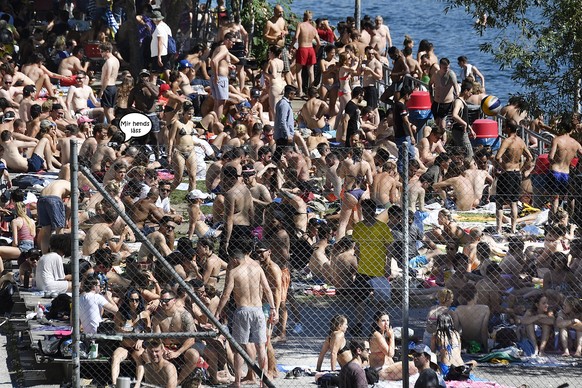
57,124,85,165
403,47,422,80
243,165,272,227
36,179,71,253
371,160,401,208
0,129,56,173
57,46,89,84
143,340,178,388
495,119,533,233
293,11,320,96
429,57,459,131
131,189,182,232
211,32,236,119
138,217,176,260
98,42,119,123
263,5,291,85
451,285,490,351
220,165,254,258
255,242,282,378
417,126,446,167
82,206,130,256
21,53,66,99
0,74,21,109
324,152,342,200
432,165,477,211
548,113,582,213
79,123,107,167
281,146,310,182
308,223,331,280
216,244,278,387
362,46,383,117
372,15,392,55
152,289,200,385
299,86,329,132
463,158,493,207
384,47,409,102
18,85,41,123
65,71,104,122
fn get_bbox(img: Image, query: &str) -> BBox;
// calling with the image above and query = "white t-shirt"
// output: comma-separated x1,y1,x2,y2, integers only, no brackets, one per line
156,196,171,213
79,292,108,334
194,139,214,179
35,252,69,293
151,21,172,57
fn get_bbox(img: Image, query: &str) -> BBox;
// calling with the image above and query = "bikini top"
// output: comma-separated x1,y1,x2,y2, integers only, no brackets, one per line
179,126,197,137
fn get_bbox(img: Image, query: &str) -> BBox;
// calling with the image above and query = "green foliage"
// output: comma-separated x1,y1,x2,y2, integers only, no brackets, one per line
445,0,582,116
240,0,297,63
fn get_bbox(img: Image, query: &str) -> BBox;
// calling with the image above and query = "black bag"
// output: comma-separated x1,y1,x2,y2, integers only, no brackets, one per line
365,367,379,384
494,327,518,349
317,373,339,387
445,364,472,381
0,282,16,314
45,294,72,320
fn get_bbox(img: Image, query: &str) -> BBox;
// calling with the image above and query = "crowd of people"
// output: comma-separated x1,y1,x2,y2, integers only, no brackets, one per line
0,0,581,387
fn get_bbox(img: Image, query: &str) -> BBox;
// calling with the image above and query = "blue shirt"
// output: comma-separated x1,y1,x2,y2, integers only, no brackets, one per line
274,97,294,140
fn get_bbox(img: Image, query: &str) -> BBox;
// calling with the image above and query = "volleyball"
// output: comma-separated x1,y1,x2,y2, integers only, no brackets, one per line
481,95,502,116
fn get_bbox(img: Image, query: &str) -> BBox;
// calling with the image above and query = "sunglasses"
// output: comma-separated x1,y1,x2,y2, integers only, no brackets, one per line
160,298,174,304
160,188,171,192
129,298,140,302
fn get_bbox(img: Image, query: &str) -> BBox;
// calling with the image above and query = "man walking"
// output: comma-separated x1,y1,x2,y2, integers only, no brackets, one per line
293,11,320,97
273,85,297,162
216,242,278,387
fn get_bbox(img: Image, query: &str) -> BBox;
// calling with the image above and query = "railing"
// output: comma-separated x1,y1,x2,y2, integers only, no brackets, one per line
496,114,553,155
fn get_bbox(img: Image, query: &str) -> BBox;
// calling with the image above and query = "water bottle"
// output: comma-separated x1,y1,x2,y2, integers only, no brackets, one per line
88,341,98,359
36,303,44,319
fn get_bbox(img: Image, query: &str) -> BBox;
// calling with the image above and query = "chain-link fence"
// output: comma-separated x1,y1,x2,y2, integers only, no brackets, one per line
12,118,582,388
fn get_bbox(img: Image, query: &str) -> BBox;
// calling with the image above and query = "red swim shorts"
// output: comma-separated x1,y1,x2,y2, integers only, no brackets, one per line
296,46,316,66
60,75,78,87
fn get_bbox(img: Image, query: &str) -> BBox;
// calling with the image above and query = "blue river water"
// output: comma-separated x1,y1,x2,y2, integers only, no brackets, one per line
289,0,518,103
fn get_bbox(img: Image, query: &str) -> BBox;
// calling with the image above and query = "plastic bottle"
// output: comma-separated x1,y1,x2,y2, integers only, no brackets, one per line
36,302,44,319
88,341,98,359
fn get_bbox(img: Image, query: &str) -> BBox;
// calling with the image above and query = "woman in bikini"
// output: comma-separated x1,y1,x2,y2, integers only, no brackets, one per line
316,315,350,372
111,288,151,386
337,146,373,239
168,106,200,192
369,311,418,380
335,51,359,140
432,313,476,379
196,237,227,288
518,293,555,356
265,45,286,121
319,45,338,107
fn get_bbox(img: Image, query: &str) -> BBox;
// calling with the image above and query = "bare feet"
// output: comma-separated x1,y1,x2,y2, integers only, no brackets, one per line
562,351,571,357
271,335,287,344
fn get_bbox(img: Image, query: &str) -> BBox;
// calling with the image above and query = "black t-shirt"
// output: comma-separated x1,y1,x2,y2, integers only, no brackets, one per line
339,360,368,388
414,368,444,388
344,100,360,146
394,100,409,139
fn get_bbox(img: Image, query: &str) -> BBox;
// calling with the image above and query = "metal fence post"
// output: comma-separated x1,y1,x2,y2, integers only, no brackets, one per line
70,139,81,387
402,141,410,387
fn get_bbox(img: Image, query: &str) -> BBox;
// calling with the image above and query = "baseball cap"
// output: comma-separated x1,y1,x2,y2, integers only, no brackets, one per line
160,216,177,228
254,241,269,252
139,68,150,76
178,59,193,69
159,83,170,95
186,189,209,200
238,101,251,109
40,119,56,129
77,115,94,125
241,164,256,176
411,344,438,369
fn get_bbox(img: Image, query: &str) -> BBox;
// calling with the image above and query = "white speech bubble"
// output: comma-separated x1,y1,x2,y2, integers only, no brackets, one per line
119,112,153,142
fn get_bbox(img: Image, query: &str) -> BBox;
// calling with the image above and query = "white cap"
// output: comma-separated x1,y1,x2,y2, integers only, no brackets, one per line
186,189,210,200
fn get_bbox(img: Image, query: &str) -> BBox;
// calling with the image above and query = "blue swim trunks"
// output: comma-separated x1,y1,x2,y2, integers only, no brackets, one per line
27,153,45,172
37,195,66,229
549,170,569,196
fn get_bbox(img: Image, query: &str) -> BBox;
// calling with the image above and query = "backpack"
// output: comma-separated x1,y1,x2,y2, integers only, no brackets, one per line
45,294,72,320
167,35,177,55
